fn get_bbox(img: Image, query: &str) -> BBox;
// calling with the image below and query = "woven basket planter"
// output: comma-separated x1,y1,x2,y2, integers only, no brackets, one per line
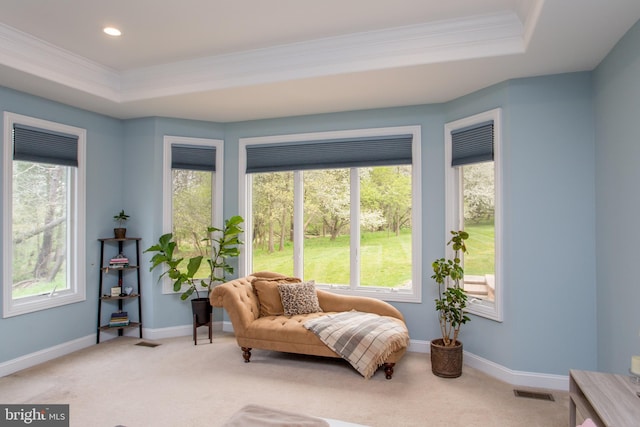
430,338,463,378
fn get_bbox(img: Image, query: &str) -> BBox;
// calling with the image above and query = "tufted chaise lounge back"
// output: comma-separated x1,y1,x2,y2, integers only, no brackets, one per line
210,273,262,336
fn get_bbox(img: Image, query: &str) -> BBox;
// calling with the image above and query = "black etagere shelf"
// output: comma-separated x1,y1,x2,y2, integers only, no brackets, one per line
96,237,143,343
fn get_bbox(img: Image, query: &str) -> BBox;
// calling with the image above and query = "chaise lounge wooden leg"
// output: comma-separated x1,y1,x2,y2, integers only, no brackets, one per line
383,363,395,380
241,347,252,363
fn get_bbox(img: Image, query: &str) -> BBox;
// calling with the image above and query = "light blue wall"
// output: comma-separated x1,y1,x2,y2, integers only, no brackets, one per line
443,74,598,374
593,19,640,374
122,117,227,329
504,73,597,373
0,87,124,361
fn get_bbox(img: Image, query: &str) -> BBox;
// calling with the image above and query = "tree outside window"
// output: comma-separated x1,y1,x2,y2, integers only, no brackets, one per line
3,112,86,318
251,166,413,290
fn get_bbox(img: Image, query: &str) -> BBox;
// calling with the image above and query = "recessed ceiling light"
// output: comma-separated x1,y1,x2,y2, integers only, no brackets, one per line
103,27,122,37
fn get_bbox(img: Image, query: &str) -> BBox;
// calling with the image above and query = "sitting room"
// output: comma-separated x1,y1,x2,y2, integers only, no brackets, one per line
1,1,640,426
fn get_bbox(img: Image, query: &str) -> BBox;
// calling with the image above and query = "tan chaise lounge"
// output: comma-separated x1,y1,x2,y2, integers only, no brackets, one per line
210,271,408,379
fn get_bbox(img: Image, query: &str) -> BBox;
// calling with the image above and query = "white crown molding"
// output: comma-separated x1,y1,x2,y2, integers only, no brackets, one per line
120,11,526,101
0,10,529,104
518,0,545,47
0,23,121,101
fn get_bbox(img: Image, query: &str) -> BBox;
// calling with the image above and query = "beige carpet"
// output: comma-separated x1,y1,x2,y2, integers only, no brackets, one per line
0,333,571,427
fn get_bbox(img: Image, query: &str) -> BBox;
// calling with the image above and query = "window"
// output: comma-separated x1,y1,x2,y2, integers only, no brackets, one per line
240,126,421,303
2,112,86,317
445,108,503,321
162,136,223,293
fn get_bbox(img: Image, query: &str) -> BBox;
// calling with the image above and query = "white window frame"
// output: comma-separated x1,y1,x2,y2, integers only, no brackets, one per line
445,108,503,321
239,126,422,303
161,136,224,294
2,112,86,318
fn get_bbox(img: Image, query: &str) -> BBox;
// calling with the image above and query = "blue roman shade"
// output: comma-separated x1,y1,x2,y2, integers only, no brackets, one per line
171,144,216,171
13,124,78,167
451,121,494,166
246,134,413,173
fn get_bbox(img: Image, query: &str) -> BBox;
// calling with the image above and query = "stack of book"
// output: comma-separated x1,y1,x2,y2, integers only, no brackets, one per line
108,254,129,268
109,311,129,327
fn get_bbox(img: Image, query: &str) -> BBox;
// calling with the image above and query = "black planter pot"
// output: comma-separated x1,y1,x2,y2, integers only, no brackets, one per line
191,297,212,325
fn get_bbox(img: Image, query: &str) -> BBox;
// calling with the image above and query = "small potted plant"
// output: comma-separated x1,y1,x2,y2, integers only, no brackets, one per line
145,215,244,326
113,210,130,239
430,230,471,378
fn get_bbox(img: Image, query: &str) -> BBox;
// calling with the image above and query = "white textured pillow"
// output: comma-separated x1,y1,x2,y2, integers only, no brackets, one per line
277,280,323,316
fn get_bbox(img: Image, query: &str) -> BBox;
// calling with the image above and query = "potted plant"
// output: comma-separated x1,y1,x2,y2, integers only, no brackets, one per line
430,230,471,378
145,215,244,326
113,210,130,238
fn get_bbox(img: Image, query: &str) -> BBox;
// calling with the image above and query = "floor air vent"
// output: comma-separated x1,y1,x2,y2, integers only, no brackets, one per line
135,341,160,348
513,389,555,401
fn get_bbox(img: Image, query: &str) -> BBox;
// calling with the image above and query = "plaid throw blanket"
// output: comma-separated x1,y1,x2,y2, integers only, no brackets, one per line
303,311,409,379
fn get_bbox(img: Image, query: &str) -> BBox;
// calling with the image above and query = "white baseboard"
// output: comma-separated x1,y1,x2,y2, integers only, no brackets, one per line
0,325,568,391
222,320,234,333
464,350,569,391
407,339,429,353
409,338,569,391
142,321,225,341
0,334,95,377
0,322,225,378
140,325,193,340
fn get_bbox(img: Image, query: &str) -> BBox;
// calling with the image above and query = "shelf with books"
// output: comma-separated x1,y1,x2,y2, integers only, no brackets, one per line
108,311,130,327
99,322,141,332
97,237,143,343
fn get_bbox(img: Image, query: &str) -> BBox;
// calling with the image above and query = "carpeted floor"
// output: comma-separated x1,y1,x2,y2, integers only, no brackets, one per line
0,333,571,427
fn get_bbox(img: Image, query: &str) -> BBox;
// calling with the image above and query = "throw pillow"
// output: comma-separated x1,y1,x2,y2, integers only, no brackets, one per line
278,280,323,316
252,276,301,317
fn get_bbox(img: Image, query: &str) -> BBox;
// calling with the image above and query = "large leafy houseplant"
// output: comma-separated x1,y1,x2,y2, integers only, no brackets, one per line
431,230,471,347
145,215,244,300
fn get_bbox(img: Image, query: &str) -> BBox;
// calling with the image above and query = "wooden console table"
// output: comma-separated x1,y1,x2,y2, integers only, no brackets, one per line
569,370,640,426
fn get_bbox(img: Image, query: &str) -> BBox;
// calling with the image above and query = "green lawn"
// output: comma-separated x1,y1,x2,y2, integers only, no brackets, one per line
253,230,412,287
463,221,495,276
12,276,66,299
253,223,494,286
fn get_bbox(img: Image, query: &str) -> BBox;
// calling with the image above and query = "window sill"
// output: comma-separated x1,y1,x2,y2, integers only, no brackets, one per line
3,292,86,318
467,297,503,322
315,285,421,303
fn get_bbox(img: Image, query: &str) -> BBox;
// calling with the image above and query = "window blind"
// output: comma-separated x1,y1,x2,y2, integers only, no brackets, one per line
171,144,216,171
451,121,494,166
13,124,78,167
246,134,413,173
